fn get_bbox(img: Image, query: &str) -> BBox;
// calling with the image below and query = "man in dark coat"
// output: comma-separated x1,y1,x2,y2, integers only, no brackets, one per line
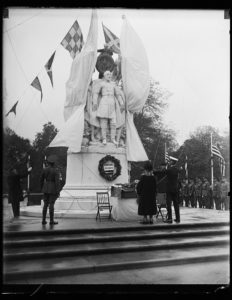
7,166,32,218
40,155,61,225
154,160,182,223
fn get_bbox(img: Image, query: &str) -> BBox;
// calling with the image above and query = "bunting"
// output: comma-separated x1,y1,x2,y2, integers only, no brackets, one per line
102,23,120,54
61,20,84,59
45,51,56,87
31,76,43,102
5,100,18,117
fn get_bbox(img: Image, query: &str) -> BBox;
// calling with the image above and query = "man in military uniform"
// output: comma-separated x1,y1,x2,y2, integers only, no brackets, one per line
195,177,202,208
213,177,222,210
40,155,61,225
221,178,230,210
188,178,196,208
154,160,182,223
201,177,211,209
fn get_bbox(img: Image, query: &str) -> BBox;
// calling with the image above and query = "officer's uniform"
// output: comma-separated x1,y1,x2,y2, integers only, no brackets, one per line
188,181,196,208
40,155,61,225
195,180,202,208
213,180,222,210
201,180,211,209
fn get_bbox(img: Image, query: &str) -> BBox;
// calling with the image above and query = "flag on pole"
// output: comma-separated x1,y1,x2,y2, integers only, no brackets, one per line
102,23,120,54
31,76,43,102
5,100,18,117
211,143,225,177
45,51,56,87
61,20,84,59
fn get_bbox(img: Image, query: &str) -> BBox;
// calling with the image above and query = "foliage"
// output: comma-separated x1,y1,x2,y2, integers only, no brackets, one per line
131,78,176,181
3,127,32,193
30,122,67,192
172,125,229,181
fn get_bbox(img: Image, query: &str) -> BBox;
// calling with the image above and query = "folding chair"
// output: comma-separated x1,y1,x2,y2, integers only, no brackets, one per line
156,193,167,221
96,192,113,221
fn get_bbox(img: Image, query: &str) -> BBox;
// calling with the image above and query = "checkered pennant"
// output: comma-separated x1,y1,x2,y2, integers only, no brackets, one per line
61,20,84,59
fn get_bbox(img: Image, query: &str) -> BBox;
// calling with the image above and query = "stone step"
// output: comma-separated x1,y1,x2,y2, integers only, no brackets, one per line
4,221,229,238
4,235,229,261
4,245,229,282
4,227,229,249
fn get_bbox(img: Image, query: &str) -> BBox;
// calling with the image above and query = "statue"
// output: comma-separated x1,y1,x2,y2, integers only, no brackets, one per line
91,70,125,146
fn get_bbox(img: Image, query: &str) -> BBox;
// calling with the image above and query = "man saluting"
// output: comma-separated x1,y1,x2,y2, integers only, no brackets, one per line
154,159,182,223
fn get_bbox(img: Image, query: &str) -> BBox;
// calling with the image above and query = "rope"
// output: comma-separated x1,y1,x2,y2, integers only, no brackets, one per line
3,11,44,34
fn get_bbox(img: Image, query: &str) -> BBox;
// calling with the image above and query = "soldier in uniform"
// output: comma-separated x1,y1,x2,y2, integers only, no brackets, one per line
213,177,222,210
221,178,230,210
188,178,196,208
40,155,61,225
201,177,211,209
183,179,189,207
195,177,202,208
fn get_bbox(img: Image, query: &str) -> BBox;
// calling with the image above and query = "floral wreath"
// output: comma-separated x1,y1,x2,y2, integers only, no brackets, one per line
98,155,121,181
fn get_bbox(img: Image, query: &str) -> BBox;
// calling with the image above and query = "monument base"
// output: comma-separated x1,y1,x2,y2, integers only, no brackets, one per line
56,143,129,214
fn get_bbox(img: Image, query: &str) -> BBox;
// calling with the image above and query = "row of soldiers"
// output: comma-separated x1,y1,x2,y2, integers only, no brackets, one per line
178,177,230,210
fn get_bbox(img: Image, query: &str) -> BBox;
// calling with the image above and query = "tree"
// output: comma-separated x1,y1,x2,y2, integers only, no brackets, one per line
3,127,32,193
30,122,67,192
173,125,229,181
130,78,177,181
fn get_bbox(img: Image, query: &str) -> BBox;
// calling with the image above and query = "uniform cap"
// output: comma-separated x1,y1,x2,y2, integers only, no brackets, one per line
47,155,57,163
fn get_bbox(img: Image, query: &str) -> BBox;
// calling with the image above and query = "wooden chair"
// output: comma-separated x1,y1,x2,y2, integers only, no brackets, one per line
156,193,167,221
96,192,113,221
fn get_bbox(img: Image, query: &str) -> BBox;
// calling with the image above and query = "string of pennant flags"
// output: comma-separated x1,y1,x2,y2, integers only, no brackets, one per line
5,18,120,118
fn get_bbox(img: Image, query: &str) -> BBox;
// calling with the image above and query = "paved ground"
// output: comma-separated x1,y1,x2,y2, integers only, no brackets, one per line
3,197,230,232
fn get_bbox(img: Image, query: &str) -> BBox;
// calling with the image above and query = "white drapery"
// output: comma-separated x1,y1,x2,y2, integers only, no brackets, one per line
120,16,150,161
49,10,98,152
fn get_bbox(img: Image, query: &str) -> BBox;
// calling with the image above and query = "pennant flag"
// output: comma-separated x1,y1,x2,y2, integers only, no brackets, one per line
61,20,84,59
45,51,56,87
5,101,18,117
31,76,43,102
102,23,120,54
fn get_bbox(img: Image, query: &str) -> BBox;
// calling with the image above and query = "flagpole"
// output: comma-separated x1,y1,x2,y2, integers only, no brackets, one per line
210,133,214,186
27,155,30,194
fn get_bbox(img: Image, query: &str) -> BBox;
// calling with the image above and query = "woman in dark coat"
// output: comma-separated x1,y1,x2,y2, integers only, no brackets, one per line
136,161,157,224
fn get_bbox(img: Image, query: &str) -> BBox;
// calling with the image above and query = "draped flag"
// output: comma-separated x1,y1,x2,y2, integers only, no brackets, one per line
102,23,120,54
31,76,43,102
5,100,18,117
61,20,84,59
211,144,225,176
120,16,150,161
49,10,98,152
45,51,56,87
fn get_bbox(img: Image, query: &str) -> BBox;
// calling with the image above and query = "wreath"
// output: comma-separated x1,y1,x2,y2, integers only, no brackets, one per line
98,155,121,181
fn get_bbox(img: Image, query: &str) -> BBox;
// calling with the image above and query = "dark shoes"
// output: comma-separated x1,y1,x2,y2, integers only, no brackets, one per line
50,221,58,225
42,221,58,225
174,219,180,223
163,219,173,223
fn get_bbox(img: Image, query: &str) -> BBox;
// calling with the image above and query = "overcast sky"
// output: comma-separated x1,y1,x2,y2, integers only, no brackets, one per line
3,8,230,146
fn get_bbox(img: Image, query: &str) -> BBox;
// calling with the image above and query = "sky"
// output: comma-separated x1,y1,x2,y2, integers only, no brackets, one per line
3,8,230,146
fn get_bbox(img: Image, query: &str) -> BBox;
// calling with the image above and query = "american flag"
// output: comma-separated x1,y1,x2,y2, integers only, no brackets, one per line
211,144,225,176
61,20,84,59
102,23,120,54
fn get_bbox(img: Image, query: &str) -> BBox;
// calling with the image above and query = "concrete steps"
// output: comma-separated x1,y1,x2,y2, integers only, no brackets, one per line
3,222,230,282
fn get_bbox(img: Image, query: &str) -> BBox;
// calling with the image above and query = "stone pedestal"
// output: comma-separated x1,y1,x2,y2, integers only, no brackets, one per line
55,143,129,213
